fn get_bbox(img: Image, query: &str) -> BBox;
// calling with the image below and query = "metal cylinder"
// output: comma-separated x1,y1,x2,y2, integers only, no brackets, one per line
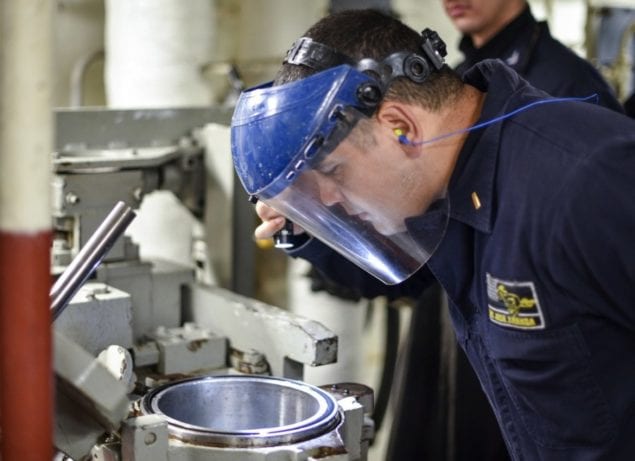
142,375,341,448
51,201,136,321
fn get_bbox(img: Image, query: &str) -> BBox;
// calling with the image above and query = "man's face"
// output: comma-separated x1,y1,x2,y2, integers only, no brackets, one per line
309,127,433,236
442,0,520,36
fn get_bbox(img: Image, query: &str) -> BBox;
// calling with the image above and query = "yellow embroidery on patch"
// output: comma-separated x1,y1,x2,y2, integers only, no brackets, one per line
486,274,545,330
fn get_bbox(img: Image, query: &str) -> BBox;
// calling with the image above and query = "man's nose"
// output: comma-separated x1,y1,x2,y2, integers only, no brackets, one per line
317,176,344,206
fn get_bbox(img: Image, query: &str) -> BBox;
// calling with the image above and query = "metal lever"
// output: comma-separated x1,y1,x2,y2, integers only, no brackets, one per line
50,201,136,321
274,220,296,249
248,195,298,250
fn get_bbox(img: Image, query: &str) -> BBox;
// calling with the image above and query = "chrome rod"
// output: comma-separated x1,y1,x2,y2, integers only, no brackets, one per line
50,201,136,321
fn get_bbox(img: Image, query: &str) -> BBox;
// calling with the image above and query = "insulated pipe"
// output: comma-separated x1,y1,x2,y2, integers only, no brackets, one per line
105,0,216,268
51,201,136,321
105,0,215,108
0,1,54,460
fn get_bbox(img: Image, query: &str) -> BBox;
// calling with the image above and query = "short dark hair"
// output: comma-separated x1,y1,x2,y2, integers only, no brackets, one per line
274,9,463,111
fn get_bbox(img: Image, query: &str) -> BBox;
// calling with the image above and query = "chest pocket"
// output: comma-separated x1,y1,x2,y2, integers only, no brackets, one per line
484,323,616,448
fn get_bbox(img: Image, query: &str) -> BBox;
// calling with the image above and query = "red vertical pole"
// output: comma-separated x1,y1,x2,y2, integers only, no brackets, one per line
0,0,54,458
0,233,53,460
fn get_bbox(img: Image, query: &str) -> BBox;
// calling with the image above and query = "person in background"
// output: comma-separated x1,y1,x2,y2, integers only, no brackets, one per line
231,9,635,461
444,0,622,111
388,2,626,459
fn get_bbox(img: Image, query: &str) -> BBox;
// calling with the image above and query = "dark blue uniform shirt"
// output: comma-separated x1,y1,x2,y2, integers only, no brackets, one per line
455,5,623,114
291,60,635,460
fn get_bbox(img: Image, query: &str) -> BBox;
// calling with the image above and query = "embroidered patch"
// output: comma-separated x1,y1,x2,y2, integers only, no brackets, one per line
486,273,545,330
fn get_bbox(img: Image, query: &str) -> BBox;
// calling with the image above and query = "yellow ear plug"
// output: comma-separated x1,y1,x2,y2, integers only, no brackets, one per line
394,128,410,145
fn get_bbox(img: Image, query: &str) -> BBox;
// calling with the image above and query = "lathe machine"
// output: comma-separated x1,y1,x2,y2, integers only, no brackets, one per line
50,107,374,461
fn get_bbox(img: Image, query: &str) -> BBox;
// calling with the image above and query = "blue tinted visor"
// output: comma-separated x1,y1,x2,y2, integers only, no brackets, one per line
231,65,378,198
230,64,449,284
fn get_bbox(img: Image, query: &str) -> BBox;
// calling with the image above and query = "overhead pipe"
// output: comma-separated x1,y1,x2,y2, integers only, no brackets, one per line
69,49,105,107
0,1,54,460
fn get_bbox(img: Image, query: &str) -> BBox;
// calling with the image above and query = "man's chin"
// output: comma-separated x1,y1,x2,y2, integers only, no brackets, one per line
371,220,405,237
453,19,480,35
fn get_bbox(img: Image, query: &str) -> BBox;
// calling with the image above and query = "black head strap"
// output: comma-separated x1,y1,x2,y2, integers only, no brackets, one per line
285,37,355,70
283,28,448,88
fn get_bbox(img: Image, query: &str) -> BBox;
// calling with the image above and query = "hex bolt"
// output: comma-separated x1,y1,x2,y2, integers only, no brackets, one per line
65,192,80,205
144,431,157,445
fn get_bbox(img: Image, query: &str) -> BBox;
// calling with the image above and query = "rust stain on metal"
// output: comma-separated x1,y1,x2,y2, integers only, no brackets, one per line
187,338,209,352
309,445,348,458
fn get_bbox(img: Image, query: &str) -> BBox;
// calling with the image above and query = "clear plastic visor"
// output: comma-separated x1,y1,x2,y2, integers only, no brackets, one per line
261,115,449,285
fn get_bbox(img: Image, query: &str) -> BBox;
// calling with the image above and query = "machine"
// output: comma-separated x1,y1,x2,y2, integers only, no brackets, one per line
586,1,635,101
51,107,374,461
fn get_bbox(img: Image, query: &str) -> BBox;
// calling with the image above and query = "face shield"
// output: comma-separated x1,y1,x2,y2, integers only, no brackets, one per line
231,33,449,284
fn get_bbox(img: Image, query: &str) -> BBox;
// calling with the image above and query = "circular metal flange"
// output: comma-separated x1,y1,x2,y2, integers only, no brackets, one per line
141,375,341,448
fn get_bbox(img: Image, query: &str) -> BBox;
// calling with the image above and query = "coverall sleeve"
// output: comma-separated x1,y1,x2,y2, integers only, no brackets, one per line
556,138,635,331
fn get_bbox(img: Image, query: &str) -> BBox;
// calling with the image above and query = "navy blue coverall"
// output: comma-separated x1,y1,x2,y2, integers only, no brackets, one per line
392,6,624,459
290,60,635,460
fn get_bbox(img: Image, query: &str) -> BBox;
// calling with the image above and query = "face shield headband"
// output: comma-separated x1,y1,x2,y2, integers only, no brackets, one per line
231,30,450,284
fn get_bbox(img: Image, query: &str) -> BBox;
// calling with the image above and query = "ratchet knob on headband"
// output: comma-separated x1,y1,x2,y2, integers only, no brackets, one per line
420,28,447,70
357,82,383,108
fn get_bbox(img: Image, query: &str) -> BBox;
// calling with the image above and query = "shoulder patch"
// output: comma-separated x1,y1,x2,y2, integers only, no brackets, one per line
486,273,545,330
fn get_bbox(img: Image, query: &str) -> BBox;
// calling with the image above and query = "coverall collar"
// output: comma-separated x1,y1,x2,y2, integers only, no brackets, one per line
448,59,530,234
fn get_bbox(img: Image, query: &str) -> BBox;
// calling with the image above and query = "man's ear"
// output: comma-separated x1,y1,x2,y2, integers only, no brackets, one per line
376,101,423,153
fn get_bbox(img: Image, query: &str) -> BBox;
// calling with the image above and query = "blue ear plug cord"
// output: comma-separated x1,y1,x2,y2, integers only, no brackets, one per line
397,94,599,146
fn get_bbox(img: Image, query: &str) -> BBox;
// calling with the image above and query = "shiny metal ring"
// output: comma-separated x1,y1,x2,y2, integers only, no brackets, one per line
142,375,341,448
